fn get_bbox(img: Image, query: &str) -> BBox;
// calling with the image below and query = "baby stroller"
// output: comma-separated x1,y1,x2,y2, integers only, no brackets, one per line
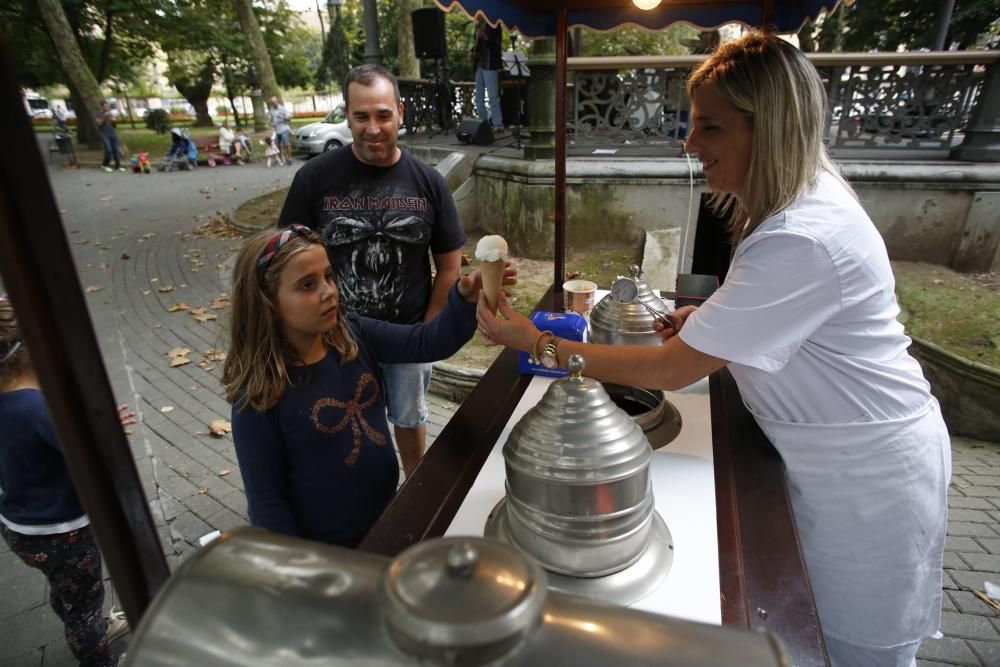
157,128,197,172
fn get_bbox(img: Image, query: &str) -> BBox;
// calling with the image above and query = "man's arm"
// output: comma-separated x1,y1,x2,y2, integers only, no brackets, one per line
424,248,462,322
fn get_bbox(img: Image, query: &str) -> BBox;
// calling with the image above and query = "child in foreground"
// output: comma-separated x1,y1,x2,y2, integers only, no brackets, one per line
0,297,133,667
222,225,514,547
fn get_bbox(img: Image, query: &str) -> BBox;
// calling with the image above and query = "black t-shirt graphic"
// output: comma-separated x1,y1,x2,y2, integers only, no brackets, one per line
279,147,466,324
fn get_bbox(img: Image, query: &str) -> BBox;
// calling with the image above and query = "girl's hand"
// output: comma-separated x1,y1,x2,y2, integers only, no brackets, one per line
477,292,538,350
458,261,518,303
654,305,697,341
118,404,138,436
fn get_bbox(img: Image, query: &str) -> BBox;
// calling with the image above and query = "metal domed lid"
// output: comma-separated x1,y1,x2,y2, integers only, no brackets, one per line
591,265,670,337
504,355,651,482
381,537,546,648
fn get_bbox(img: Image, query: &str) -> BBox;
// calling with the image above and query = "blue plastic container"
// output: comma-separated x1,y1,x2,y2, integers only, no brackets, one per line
518,311,588,378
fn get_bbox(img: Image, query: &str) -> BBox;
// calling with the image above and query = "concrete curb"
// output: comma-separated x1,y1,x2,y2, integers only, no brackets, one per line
910,335,1000,441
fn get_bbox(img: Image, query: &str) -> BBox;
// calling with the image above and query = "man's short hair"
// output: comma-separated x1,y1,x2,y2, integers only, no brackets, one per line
343,64,401,109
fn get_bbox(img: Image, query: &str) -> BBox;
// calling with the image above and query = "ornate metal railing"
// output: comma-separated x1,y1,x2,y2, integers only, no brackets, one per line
567,52,997,152
398,78,475,134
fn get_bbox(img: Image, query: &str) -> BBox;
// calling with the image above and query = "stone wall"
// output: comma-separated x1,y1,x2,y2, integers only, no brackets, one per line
449,154,1000,274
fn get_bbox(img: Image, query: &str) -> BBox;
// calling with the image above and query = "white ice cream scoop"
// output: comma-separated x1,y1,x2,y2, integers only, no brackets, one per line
475,235,509,262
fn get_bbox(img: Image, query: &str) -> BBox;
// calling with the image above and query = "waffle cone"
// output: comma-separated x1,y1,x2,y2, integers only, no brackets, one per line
480,260,505,314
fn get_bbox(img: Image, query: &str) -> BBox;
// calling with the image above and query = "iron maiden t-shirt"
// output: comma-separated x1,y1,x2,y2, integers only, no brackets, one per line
278,147,466,324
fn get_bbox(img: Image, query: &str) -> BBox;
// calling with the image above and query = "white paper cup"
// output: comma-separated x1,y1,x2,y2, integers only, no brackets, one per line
563,279,598,315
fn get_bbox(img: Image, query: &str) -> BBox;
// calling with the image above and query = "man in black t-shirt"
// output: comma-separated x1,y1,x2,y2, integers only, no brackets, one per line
278,64,466,478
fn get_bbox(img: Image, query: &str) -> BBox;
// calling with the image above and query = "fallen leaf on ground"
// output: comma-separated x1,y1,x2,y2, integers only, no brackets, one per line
169,357,191,368
158,285,175,293
208,419,232,437
84,285,103,293
196,361,216,371
100,195,113,202
76,239,89,245
196,487,209,495
143,233,155,239
143,290,152,295
218,469,231,477
209,296,230,309
160,406,174,413
120,252,130,260
204,348,227,361
167,303,191,312
193,313,217,323
168,347,191,358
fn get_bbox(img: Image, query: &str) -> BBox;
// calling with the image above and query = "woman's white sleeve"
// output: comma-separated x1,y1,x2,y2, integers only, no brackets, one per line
679,231,842,372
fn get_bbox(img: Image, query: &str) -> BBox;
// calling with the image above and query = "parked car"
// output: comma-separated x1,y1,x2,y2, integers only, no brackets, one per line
293,106,353,156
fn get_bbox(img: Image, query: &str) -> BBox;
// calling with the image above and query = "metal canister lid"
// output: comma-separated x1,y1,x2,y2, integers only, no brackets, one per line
591,265,671,339
504,355,651,482
382,537,546,648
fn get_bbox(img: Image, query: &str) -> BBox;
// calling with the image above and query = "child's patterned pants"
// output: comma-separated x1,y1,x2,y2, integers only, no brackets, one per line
1,524,117,666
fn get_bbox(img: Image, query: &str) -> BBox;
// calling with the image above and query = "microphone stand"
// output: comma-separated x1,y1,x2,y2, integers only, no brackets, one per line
509,35,526,150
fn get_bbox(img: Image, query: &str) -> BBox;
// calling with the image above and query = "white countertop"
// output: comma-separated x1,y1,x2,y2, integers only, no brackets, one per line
445,373,721,625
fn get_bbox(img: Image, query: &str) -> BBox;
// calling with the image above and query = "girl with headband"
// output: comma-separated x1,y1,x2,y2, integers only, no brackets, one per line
222,225,514,547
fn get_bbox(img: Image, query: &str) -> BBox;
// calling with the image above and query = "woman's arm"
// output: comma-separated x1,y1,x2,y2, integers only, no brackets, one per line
231,404,301,537
477,294,727,391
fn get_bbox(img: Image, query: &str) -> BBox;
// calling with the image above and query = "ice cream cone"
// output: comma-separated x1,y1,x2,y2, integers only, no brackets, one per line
480,259,505,314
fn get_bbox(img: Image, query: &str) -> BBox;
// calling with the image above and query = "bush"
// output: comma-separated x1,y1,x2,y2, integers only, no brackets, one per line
145,109,171,134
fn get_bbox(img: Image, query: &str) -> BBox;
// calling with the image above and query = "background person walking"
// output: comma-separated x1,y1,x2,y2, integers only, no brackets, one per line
95,101,124,173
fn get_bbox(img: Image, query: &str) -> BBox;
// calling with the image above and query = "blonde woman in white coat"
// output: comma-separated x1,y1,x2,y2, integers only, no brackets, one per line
477,31,950,667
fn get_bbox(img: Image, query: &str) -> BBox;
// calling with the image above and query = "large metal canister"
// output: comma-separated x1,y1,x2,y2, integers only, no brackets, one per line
589,266,671,347
126,528,789,667
501,356,654,577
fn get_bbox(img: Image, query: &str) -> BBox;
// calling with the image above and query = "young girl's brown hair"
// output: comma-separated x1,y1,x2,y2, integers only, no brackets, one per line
0,298,28,390
221,227,358,412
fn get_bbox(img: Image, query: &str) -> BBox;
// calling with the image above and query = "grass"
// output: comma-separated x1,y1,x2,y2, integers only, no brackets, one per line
234,188,289,230
893,261,999,367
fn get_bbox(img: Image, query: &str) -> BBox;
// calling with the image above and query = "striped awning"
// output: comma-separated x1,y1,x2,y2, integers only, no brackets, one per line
433,0,848,36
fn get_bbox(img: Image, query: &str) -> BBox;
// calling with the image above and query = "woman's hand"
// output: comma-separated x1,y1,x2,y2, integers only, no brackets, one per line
458,261,518,303
654,305,697,341
476,292,539,351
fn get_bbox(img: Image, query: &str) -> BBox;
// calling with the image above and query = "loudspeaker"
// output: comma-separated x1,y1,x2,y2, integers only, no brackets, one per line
412,8,446,60
456,118,494,146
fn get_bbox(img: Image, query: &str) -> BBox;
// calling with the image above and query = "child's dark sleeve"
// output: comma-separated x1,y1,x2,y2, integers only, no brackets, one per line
231,403,300,537
359,283,476,363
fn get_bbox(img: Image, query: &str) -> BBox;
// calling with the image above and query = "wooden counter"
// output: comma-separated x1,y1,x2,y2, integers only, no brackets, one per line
360,289,829,665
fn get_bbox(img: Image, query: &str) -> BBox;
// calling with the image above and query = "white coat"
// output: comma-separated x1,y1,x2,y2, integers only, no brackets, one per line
680,171,951,661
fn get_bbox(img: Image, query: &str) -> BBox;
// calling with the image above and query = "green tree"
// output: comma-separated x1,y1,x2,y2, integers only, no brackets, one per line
815,0,1000,51
577,24,698,57
2,0,160,146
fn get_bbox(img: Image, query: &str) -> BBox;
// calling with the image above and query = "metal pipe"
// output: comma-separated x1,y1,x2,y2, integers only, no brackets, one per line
554,8,567,296
362,0,383,65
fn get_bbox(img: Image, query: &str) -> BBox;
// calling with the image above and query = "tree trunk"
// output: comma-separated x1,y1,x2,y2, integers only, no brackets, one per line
231,0,282,104
397,0,420,79
169,60,216,127
37,0,104,149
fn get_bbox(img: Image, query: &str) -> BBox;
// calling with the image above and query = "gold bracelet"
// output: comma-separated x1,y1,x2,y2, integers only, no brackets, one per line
531,330,553,363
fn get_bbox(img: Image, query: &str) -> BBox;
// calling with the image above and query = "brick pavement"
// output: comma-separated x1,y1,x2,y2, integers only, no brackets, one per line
1,163,999,665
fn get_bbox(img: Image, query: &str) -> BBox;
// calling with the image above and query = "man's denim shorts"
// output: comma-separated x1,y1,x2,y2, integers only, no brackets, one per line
380,362,432,428
275,129,291,147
